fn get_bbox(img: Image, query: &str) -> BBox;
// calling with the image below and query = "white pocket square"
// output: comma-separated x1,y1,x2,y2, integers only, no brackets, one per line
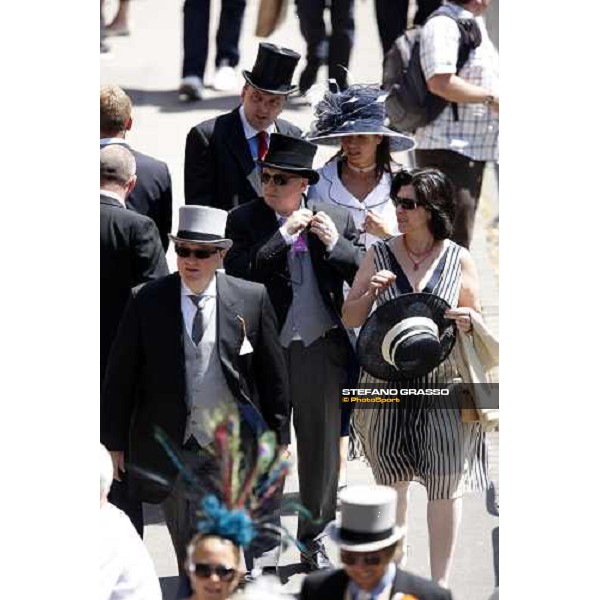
239,336,254,355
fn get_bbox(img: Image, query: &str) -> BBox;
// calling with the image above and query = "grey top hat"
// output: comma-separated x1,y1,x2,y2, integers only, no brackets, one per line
169,206,233,249
326,485,405,552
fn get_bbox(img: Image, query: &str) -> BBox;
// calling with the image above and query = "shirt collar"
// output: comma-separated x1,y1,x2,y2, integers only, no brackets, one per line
446,2,473,18
348,563,396,599
238,106,276,141
180,275,217,299
100,137,130,148
100,189,126,204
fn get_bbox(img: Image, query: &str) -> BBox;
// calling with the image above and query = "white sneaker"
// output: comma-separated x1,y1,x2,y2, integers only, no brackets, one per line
212,65,237,92
179,75,203,101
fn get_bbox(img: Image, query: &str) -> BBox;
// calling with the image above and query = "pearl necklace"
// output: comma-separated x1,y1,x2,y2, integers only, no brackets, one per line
346,161,377,173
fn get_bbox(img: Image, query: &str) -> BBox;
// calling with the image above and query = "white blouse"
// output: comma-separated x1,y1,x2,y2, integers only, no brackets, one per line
307,158,399,248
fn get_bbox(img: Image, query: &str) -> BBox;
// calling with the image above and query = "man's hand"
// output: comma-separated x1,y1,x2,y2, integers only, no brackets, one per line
110,450,126,482
309,211,339,248
283,209,313,236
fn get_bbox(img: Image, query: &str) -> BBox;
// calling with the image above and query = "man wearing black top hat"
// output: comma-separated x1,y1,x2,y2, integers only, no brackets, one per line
224,133,365,570
184,43,303,210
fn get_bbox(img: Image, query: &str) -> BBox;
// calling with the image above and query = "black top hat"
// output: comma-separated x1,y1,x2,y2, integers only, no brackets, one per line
357,293,457,380
257,133,320,184
306,84,415,152
242,43,301,95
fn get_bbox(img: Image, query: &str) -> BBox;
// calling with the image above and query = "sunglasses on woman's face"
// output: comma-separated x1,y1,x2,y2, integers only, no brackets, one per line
391,197,419,210
340,550,387,566
191,562,237,581
260,172,299,186
175,246,221,259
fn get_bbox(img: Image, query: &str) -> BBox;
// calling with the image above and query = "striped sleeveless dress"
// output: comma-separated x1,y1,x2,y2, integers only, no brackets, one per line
350,239,488,500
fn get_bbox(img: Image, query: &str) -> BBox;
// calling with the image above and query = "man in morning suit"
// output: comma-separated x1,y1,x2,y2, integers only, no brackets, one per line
101,84,173,251
184,43,303,210
100,144,168,536
101,205,290,578
300,485,453,600
224,133,365,570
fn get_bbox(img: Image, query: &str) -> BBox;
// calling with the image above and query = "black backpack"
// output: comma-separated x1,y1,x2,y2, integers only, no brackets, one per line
382,8,482,133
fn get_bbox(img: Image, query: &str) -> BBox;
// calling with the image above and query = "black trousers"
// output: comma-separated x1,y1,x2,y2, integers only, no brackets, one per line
182,0,246,79
375,0,441,55
108,472,144,538
284,328,349,543
295,0,355,88
415,148,487,249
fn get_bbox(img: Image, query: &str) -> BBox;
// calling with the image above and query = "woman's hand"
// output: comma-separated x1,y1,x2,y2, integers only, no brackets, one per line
363,210,393,239
368,269,397,297
445,307,474,333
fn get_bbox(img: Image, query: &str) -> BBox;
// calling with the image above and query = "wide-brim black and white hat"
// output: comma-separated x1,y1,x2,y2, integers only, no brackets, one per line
357,292,457,380
242,43,301,95
305,84,416,153
257,133,320,184
326,485,406,552
169,206,233,249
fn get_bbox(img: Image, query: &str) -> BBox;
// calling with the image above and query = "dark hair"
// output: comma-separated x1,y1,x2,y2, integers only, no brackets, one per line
390,167,455,240
330,136,393,180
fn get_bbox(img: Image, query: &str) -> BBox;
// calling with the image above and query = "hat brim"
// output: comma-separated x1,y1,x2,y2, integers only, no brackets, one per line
357,292,457,381
168,234,233,250
325,522,406,552
306,129,416,153
242,71,298,96
256,160,320,185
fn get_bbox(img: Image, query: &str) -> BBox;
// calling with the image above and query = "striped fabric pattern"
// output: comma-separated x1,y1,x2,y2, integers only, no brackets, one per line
351,239,488,500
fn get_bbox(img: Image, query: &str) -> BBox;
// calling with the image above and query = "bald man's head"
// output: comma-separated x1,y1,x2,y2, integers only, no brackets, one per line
100,145,137,198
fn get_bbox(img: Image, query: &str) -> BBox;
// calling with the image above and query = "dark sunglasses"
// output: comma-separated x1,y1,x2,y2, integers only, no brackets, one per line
340,551,387,566
175,246,221,259
391,197,419,210
260,172,298,186
191,562,237,581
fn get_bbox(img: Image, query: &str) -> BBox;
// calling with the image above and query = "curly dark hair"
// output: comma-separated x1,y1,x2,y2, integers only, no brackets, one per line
390,167,455,240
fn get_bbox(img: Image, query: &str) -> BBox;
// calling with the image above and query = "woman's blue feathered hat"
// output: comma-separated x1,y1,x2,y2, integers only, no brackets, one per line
306,84,416,152
149,411,310,553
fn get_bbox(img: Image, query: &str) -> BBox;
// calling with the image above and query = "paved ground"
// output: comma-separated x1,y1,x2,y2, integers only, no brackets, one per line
101,1,499,598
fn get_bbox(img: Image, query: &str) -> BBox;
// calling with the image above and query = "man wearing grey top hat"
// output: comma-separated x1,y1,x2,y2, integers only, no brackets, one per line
101,205,290,578
301,485,452,599
184,43,303,210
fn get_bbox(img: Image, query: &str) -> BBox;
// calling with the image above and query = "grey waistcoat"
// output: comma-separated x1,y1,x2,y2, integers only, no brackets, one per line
280,249,336,348
183,305,236,446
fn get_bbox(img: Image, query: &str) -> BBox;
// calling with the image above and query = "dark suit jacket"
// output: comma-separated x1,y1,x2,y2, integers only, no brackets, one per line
100,194,168,380
300,567,453,600
127,149,173,251
224,197,365,345
184,109,302,210
100,271,290,503
101,140,173,250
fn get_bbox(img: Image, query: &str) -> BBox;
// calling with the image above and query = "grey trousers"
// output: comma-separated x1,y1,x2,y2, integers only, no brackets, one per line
284,328,349,543
162,435,283,575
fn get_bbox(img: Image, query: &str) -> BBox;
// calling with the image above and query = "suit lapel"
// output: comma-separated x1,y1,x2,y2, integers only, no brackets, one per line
222,111,262,196
216,273,245,396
